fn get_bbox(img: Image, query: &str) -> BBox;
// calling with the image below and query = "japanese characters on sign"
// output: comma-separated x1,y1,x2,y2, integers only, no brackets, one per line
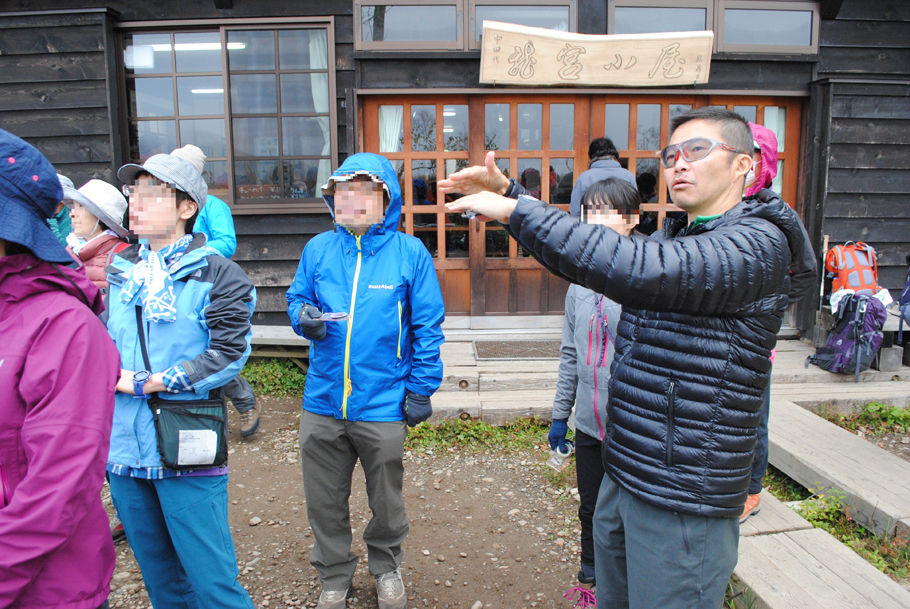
480,21,713,87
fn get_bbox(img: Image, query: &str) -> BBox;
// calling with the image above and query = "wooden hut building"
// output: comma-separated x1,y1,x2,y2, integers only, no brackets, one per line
1,0,907,335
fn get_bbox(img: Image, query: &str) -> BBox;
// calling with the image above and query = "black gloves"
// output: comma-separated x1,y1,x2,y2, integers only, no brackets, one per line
403,390,432,427
298,303,326,340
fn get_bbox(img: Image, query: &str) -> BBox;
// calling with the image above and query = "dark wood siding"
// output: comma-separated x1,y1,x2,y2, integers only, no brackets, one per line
0,9,122,186
808,0,910,299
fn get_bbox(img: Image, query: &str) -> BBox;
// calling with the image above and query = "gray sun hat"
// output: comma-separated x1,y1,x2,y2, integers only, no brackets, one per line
118,153,207,209
62,179,129,239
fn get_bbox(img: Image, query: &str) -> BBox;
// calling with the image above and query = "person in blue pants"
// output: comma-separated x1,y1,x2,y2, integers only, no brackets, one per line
171,144,261,438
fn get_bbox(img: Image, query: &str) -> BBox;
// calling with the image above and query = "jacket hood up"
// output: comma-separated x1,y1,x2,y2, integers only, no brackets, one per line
322,153,402,245
745,122,779,198
0,252,104,316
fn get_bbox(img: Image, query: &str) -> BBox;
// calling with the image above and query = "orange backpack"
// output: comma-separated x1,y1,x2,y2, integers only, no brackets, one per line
824,241,880,293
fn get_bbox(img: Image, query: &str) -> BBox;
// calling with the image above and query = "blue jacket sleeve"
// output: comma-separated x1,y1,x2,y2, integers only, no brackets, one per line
405,246,445,396
287,243,318,338
196,196,237,258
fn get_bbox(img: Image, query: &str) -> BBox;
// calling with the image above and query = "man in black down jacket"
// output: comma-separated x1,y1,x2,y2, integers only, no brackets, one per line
442,108,816,609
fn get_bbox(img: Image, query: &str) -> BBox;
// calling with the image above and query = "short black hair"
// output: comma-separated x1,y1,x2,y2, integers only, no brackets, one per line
581,178,642,216
588,137,618,162
669,108,753,159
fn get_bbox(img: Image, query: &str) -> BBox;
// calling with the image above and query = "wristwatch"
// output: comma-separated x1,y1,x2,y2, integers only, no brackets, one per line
133,370,151,397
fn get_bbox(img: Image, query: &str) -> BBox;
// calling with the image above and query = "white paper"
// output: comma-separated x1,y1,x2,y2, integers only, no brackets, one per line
177,429,218,465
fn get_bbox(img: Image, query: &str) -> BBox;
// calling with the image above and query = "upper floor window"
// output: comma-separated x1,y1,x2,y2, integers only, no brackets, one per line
609,1,819,54
354,0,576,51
122,21,336,213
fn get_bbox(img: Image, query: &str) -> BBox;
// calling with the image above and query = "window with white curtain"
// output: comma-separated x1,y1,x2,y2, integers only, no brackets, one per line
123,23,336,213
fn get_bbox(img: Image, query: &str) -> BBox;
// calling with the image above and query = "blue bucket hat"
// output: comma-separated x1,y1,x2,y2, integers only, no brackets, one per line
0,128,70,263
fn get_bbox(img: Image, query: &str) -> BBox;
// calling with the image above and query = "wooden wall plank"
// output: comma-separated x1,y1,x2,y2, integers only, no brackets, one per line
514,270,542,314
28,135,112,165
836,0,910,20
826,193,908,217
442,269,470,314
50,162,115,185
818,48,910,77
0,12,107,29
825,218,910,243
828,144,907,170
0,26,105,55
831,96,910,120
0,53,107,84
234,214,332,236
829,119,910,144
237,259,299,286
484,270,510,314
0,80,108,111
820,20,910,48
0,107,112,138
234,234,311,262
828,168,910,194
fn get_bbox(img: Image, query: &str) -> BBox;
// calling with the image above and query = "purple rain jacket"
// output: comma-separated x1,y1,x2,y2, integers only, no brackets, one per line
0,253,120,609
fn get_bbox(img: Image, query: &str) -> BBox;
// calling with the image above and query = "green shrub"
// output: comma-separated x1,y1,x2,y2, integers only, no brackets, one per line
825,401,910,435
240,358,306,396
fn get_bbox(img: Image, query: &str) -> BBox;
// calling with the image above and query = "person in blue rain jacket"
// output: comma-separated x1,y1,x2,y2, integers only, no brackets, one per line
286,152,444,609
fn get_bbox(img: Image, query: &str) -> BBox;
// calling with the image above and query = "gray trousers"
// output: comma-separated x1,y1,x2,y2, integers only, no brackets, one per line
224,376,255,413
593,473,739,609
299,411,409,588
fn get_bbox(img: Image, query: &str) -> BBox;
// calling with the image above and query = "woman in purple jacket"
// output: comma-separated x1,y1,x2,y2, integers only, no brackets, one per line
0,128,121,609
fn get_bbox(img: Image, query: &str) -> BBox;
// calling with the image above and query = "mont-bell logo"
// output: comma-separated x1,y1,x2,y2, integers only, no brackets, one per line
368,284,394,290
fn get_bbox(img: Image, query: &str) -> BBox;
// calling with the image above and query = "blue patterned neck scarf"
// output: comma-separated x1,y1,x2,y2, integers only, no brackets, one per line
120,234,194,323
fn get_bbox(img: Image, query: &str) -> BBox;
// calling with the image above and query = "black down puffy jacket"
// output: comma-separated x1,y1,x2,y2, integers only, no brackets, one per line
508,188,816,517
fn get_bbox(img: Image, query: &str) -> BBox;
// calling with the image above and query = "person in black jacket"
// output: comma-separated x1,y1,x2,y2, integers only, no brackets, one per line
441,107,816,609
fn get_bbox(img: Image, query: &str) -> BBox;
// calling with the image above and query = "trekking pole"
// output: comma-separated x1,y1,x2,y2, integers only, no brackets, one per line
814,234,829,345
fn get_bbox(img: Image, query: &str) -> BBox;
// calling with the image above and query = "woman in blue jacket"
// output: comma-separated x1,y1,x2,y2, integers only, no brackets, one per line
287,153,445,609
106,151,256,609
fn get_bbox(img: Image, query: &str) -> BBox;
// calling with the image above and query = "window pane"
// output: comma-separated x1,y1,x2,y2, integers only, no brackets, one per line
614,8,706,34
124,33,172,75
636,104,660,150
279,29,328,69
361,5,458,42
135,120,177,160
282,116,330,156
668,104,692,134
379,105,404,152
231,74,277,114
518,104,542,150
227,30,276,70
235,160,281,200
412,160,437,255
443,159,469,202
636,159,659,202
233,117,279,157
485,103,510,150
763,107,786,152
283,159,325,198
518,158,542,198
604,104,629,151
202,160,229,199
771,160,783,194
411,105,437,152
495,157,510,179
177,76,224,116
550,104,574,151
174,32,222,73
132,78,174,117
180,119,226,157
551,158,573,205
474,6,569,42
724,10,813,46
734,105,756,123
443,105,468,151
280,73,324,113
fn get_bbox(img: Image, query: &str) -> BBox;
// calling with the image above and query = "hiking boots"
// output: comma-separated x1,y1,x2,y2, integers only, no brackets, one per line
238,401,261,438
375,569,406,609
316,587,349,609
740,493,762,523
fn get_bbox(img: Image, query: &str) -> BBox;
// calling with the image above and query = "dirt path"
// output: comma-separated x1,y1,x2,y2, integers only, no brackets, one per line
105,396,584,609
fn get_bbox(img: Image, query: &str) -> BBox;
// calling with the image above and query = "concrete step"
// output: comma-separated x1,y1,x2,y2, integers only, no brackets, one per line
769,398,910,538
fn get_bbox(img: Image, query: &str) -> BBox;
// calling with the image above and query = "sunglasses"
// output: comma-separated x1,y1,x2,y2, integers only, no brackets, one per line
659,138,749,168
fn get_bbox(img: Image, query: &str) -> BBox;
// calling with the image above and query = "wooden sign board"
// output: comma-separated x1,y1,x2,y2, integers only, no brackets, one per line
480,21,713,87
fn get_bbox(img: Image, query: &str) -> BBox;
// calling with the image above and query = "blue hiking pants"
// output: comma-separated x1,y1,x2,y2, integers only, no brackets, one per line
108,473,254,609
593,473,739,609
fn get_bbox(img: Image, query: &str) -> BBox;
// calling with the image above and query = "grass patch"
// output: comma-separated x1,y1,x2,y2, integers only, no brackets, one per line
822,401,910,435
240,357,307,397
795,490,910,581
763,464,811,502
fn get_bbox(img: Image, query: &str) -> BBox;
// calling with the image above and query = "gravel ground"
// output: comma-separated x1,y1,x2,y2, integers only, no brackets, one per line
104,396,585,609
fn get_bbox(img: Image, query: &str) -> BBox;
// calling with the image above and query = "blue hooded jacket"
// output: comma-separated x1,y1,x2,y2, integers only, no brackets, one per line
286,153,445,421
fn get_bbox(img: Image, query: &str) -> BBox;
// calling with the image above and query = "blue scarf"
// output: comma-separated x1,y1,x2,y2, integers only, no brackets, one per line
120,234,194,323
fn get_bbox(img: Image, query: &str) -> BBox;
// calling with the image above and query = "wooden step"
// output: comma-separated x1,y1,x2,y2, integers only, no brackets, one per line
769,398,910,538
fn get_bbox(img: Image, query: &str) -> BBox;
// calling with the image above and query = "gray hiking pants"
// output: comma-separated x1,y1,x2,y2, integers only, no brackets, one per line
593,473,739,609
224,376,256,413
299,411,409,588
